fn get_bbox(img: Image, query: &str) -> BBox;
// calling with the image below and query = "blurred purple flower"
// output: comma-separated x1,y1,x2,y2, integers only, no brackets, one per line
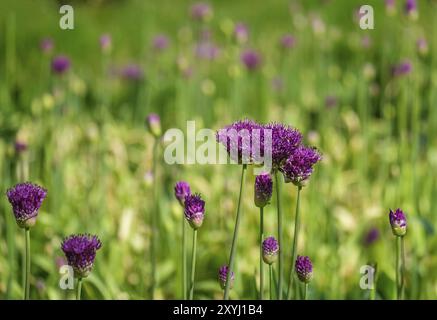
195,42,220,60
234,23,249,44
40,38,54,54
405,0,418,18
15,140,28,154
391,60,412,77
271,76,284,92
190,2,213,21
363,227,380,246
280,34,296,50
100,34,112,53
51,55,70,75
153,34,170,51
120,64,143,81
241,49,261,71
417,38,428,55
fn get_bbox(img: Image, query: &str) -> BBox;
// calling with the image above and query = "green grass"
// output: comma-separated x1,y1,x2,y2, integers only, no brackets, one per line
0,0,436,299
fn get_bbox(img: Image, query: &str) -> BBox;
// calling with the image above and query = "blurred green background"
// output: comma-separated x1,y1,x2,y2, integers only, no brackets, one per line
0,0,436,299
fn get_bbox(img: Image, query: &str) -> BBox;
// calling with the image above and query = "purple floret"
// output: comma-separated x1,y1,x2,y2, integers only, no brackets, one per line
6,182,47,228
174,181,191,206
280,145,322,186
265,122,302,170
61,234,102,278
295,255,313,283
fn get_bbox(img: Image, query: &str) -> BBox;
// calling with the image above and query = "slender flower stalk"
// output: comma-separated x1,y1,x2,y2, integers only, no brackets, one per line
184,193,205,300
24,228,30,299
174,181,191,299
389,208,406,300
76,278,83,300
254,173,272,299
146,113,161,298
295,255,313,300
281,145,321,299
287,185,301,299
269,264,273,300
274,171,283,299
6,182,47,300
224,164,247,299
259,207,264,299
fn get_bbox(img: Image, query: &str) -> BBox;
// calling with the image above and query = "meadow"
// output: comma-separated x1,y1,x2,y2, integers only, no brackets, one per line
0,0,436,300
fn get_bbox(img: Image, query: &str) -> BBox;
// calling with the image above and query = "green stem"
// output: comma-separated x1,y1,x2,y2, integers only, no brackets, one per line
24,228,30,300
182,217,187,299
259,207,264,300
396,237,404,300
274,171,283,299
269,264,273,300
303,283,308,300
150,138,159,298
287,186,302,299
189,229,198,300
223,164,247,300
76,278,83,300
400,237,405,299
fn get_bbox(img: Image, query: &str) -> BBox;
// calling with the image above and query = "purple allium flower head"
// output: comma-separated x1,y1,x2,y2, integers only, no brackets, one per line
405,0,418,18
262,236,279,265
184,193,205,229
196,42,220,60
281,145,322,186
280,34,296,50
145,113,161,137
120,64,143,81
61,234,102,278
254,173,273,208
265,122,303,170
218,265,234,290
389,208,407,236
51,55,70,75
363,227,380,246
217,119,265,165
15,140,28,154
190,2,213,21
234,23,249,44
6,182,47,229
391,60,412,77
417,38,428,55
241,49,261,71
174,181,191,206
153,34,170,51
40,37,54,54
295,255,313,283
